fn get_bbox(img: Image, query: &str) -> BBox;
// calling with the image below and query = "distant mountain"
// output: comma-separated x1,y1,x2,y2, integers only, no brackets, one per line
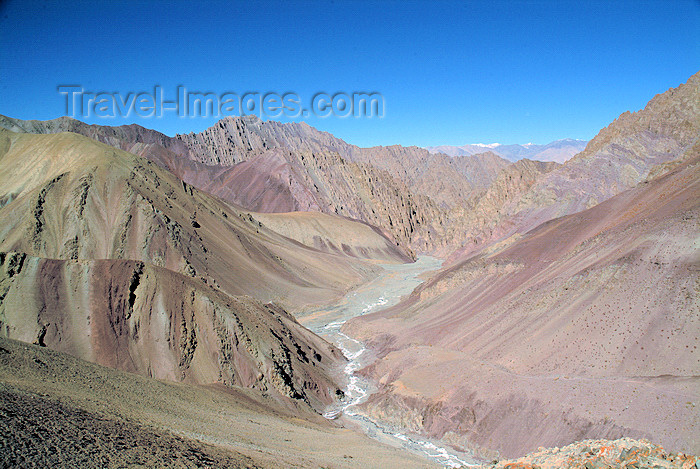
0,114,511,254
441,71,700,260
1,70,695,262
426,138,589,163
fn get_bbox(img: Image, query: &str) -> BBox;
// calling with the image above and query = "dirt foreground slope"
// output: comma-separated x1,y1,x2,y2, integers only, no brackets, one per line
0,337,438,468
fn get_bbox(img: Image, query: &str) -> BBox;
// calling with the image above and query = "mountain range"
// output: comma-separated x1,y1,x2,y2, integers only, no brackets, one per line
426,138,589,163
0,70,698,467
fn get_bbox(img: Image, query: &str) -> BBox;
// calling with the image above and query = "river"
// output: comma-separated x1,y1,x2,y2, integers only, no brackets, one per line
299,256,480,468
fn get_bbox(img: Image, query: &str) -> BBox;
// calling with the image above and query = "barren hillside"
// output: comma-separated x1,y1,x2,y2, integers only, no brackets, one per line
0,129,410,411
0,337,438,468
346,148,700,458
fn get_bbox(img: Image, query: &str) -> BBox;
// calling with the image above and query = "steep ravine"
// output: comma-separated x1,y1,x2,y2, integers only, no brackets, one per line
296,257,482,468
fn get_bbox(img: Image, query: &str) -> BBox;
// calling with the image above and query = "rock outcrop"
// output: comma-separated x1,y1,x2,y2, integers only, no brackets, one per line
0,255,344,410
476,438,699,469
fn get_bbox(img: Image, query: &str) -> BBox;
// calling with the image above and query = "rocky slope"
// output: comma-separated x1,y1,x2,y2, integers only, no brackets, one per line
175,116,510,219
345,150,700,458
439,158,561,257
476,438,699,469
447,71,700,260
0,113,509,254
0,337,439,468
253,211,410,261
518,71,700,220
0,254,346,410
2,73,696,260
151,117,511,252
0,130,403,307
0,129,412,411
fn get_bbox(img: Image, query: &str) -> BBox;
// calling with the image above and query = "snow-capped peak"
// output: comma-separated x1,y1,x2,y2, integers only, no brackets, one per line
472,143,501,148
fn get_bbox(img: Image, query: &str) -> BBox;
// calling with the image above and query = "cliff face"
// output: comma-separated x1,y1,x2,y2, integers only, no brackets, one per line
174,119,510,252
0,255,344,410
441,158,561,259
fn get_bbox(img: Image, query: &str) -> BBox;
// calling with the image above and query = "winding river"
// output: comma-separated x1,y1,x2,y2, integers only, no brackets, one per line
300,256,480,468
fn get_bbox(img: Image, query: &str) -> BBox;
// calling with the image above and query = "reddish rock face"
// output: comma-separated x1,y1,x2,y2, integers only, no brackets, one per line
0,255,346,410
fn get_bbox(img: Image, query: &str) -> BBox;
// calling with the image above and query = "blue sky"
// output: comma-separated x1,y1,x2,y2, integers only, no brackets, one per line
1,0,698,147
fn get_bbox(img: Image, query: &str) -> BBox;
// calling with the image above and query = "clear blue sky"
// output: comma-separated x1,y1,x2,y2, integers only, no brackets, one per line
1,0,698,147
